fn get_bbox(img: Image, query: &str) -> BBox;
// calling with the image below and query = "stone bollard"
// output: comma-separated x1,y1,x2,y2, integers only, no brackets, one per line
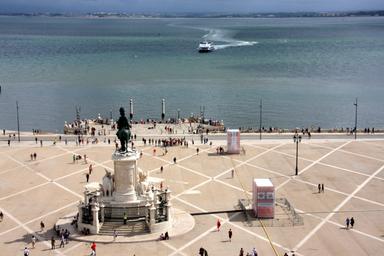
99,204,105,223
91,204,100,234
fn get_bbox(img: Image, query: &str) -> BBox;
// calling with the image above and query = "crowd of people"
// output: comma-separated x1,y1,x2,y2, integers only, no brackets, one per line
142,137,188,148
237,126,379,134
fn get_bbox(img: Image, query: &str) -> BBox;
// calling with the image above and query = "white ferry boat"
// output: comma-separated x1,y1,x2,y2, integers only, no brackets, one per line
198,41,214,53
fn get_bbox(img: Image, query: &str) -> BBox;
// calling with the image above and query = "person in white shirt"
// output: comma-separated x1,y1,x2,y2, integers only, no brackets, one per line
31,235,36,248
23,247,30,256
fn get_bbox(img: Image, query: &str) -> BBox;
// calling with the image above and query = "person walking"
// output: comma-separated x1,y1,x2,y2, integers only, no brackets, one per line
346,217,350,229
123,212,127,225
33,152,37,160
31,235,36,249
64,229,70,244
23,247,30,256
199,247,208,256
0,211,3,221
228,228,233,242
239,248,244,256
216,219,221,231
51,236,55,249
59,234,65,248
40,221,45,232
86,173,90,183
231,169,234,178
113,230,118,241
173,157,177,164
321,183,324,193
196,148,199,155
160,166,163,173
91,242,96,252
350,217,355,228
252,247,258,256
89,164,93,175
318,184,321,193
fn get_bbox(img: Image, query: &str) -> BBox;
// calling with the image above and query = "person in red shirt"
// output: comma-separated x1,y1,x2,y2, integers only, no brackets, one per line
216,219,221,231
91,242,96,252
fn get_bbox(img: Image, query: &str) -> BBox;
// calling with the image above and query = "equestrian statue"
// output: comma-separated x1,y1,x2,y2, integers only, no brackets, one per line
116,107,131,152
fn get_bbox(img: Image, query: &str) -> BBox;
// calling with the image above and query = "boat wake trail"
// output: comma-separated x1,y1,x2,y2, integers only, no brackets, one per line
167,23,258,50
202,28,258,50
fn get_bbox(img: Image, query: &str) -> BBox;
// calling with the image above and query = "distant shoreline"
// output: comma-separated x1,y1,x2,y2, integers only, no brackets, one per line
0,10,383,19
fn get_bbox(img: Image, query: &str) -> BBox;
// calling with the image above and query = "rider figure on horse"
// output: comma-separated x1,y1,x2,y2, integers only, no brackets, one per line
116,107,131,152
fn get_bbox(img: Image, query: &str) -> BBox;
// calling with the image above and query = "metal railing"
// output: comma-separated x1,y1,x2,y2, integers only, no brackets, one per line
103,206,148,221
81,206,93,224
238,198,304,227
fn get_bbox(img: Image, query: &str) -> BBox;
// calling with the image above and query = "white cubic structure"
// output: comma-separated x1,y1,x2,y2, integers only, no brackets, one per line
252,179,275,218
227,129,240,154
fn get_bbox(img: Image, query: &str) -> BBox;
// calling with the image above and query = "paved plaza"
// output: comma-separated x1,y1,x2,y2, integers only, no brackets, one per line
1,136,384,255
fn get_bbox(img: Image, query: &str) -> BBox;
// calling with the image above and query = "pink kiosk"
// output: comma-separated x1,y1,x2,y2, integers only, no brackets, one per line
252,179,275,218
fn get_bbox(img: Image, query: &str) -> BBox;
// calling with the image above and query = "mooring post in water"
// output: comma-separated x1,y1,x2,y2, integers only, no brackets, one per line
129,98,133,120
75,106,81,121
161,99,165,121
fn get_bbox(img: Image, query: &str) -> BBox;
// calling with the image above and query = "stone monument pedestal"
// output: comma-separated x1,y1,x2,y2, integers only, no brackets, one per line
75,147,176,236
67,107,183,237
112,150,140,203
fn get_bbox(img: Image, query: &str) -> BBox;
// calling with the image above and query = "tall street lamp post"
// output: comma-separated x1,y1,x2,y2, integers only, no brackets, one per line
259,99,262,140
354,98,358,140
293,133,301,176
16,101,20,142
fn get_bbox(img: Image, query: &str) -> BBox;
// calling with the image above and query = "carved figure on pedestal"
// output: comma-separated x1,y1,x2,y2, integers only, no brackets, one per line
102,169,114,197
136,169,149,196
116,107,131,152
147,189,154,201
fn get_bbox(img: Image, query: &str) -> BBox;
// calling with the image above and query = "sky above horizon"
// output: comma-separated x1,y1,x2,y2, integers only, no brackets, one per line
1,0,384,13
